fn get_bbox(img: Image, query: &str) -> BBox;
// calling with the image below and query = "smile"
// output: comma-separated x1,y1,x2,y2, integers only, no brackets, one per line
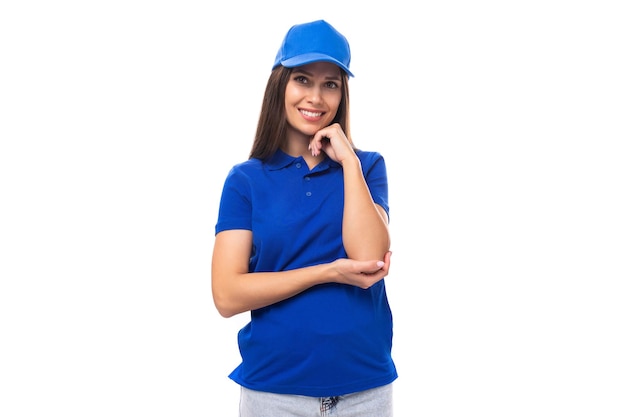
300,109,323,117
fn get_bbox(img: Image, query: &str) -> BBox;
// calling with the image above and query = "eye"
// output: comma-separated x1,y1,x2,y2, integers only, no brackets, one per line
293,75,308,84
325,81,339,89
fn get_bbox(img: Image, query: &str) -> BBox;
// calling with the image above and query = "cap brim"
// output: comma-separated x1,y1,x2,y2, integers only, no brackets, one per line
280,53,354,77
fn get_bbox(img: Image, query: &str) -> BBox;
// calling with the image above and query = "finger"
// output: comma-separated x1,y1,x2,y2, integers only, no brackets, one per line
312,131,329,151
360,259,386,275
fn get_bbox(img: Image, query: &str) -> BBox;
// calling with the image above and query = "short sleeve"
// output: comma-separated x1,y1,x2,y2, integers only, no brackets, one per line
214,166,253,234
359,151,389,221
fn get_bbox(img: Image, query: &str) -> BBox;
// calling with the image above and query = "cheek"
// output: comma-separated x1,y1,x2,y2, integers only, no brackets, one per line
327,95,342,117
284,83,304,102
328,91,342,108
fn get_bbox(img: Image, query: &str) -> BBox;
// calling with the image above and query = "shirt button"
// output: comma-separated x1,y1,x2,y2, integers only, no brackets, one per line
295,163,302,168
306,191,312,197
304,176,310,181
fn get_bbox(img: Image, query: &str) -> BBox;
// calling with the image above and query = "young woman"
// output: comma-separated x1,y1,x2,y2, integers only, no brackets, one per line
212,20,397,416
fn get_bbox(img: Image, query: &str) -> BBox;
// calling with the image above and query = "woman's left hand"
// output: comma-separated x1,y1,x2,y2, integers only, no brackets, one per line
308,123,356,164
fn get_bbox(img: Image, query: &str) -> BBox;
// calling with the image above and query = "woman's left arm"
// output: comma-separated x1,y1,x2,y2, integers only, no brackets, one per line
310,123,391,261
341,156,390,260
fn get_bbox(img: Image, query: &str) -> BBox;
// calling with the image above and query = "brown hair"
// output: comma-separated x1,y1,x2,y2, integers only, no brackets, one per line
249,65,354,161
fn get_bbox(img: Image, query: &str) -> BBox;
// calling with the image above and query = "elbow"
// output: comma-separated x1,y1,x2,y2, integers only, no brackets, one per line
212,293,238,318
214,301,233,318
212,271,249,318
212,290,245,318
217,308,237,319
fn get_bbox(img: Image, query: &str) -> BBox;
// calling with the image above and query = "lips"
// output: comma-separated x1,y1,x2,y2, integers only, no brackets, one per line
299,109,323,118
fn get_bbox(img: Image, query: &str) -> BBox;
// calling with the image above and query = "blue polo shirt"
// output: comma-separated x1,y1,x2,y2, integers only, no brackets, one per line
215,149,397,397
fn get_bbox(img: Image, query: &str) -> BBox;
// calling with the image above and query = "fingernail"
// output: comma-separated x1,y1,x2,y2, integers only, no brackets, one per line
376,261,384,267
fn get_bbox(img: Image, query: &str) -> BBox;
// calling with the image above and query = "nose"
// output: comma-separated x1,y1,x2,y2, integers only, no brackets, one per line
306,85,323,104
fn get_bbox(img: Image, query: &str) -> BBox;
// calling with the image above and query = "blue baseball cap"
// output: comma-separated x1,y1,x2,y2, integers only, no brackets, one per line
272,20,354,77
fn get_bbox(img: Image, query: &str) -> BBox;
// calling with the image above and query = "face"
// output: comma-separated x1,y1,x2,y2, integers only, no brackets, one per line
284,61,343,139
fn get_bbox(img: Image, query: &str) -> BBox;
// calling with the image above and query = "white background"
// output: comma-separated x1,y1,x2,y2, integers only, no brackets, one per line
1,1,625,416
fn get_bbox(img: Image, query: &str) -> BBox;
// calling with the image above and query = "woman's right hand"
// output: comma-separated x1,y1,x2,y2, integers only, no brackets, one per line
331,251,392,289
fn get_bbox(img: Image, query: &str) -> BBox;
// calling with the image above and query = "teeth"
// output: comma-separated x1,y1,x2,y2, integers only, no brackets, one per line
301,110,322,117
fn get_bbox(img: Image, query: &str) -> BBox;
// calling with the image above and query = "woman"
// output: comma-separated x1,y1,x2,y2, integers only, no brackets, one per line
212,19,397,416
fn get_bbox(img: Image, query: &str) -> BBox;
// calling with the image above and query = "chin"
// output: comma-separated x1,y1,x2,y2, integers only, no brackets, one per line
294,126,321,137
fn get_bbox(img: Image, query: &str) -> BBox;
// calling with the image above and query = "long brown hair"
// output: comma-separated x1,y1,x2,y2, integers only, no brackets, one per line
249,65,353,161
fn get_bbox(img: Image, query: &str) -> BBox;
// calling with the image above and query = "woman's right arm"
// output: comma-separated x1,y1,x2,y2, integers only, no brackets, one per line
211,229,392,318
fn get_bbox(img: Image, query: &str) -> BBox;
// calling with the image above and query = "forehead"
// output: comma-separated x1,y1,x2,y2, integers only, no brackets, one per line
293,61,342,78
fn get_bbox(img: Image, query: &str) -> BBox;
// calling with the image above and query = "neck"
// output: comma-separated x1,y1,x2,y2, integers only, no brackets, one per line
282,136,324,170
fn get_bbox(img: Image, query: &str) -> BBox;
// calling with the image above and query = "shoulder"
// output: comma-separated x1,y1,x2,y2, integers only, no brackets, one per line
231,158,264,171
355,150,386,170
219,159,266,196
225,158,264,178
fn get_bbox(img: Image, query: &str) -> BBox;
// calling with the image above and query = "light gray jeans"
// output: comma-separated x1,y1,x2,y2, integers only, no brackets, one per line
239,383,393,417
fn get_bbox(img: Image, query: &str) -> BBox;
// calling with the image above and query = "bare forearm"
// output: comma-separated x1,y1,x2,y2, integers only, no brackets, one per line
212,263,334,318
341,158,391,260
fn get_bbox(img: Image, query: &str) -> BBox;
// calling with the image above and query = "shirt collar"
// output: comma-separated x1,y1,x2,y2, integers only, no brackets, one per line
266,149,340,171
